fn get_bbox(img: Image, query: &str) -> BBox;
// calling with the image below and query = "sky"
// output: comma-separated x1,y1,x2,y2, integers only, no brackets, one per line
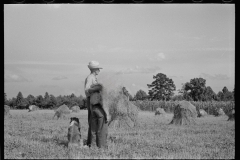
4,4,235,99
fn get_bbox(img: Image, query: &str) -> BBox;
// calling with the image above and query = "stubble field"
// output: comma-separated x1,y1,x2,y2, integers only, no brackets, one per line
4,109,235,159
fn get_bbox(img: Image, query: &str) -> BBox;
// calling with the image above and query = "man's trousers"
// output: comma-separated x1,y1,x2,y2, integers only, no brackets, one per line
86,97,108,148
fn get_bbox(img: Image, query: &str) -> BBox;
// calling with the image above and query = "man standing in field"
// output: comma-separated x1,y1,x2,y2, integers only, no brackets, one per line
84,61,108,148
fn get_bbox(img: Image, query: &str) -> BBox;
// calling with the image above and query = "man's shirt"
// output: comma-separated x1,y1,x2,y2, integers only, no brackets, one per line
84,73,98,97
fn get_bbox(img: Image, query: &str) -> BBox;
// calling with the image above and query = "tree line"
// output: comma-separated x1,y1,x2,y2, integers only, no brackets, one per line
4,92,86,110
130,73,234,102
4,73,234,109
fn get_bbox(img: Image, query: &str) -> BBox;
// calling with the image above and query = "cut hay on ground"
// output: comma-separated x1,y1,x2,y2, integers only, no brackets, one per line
101,86,139,130
53,104,71,119
155,108,166,116
170,100,197,125
227,109,235,121
70,106,80,113
4,105,11,117
28,105,39,112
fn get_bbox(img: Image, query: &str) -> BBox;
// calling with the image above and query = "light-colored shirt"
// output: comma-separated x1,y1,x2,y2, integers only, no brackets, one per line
84,73,98,97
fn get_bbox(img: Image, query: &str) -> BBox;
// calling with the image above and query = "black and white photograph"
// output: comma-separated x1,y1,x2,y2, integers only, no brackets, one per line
4,4,235,159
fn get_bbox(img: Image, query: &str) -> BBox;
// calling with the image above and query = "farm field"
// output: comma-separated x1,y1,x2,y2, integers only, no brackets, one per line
4,109,235,159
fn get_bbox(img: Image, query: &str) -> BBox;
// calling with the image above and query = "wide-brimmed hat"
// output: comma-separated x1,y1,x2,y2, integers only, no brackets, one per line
88,61,103,69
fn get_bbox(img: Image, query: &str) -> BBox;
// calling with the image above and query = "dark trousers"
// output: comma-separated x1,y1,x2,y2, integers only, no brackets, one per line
87,97,108,148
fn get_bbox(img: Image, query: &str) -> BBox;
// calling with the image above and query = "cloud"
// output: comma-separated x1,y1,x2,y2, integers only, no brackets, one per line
116,66,161,75
157,53,166,60
76,45,137,55
168,75,178,79
200,73,230,80
4,72,32,83
162,47,234,52
192,36,201,40
40,85,58,88
5,61,82,67
148,53,166,61
168,75,184,80
62,89,79,96
52,76,68,80
130,83,149,95
210,37,222,42
199,48,235,52
174,33,206,40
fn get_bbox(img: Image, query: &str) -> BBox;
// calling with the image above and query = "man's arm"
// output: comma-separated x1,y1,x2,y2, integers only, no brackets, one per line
88,87,98,94
85,76,101,95
85,76,93,96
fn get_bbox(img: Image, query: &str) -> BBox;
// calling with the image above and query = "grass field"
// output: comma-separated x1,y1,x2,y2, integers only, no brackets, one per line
4,109,235,159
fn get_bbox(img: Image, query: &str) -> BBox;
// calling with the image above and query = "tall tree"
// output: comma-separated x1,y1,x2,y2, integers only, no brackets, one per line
49,94,57,107
26,94,35,105
16,92,24,106
147,73,176,101
217,91,224,101
223,92,233,101
129,94,134,101
42,92,51,108
35,95,44,108
70,93,76,98
134,89,148,100
183,78,207,101
56,95,63,106
221,86,234,101
202,86,217,101
62,95,71,106
178,83,193,101
16,92,28,109
8,97,17,108
222,86,229,94
44,92,50,101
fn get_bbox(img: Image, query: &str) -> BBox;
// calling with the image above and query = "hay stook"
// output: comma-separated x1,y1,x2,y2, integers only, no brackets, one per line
53,104,71,119
70,106,80,113
101,86,139,130
170,100,197,125
89,82,139,130
213,108,225,117
28,105,39,112
155,107,166,116
227,109,235,121
197,109,208,117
